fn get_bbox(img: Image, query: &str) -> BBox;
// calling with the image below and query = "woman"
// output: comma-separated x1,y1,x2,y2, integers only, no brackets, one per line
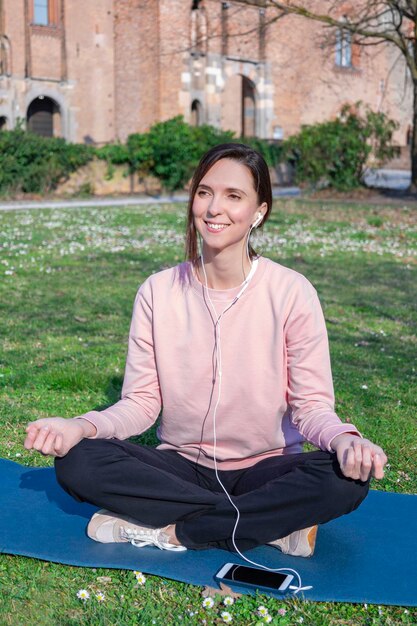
24,143,387,555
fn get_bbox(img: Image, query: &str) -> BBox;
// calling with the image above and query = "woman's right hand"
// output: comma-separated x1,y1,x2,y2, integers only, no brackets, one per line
24,417,96,458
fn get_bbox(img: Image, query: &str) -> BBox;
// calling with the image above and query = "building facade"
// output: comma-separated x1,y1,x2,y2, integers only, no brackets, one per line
0,0,411,147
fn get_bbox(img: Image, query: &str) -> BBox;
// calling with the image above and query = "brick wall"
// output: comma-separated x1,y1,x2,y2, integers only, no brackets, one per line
0,0,411,148
65,0,115,143
114,0,161,140
0,0,115,142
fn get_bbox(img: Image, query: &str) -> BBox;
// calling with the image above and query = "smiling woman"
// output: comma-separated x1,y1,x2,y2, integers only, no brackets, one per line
186,143,272,270
24,143,387,569
191,157,268,288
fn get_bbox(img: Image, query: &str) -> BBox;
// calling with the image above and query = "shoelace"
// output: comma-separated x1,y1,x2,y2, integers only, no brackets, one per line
121,526,187,551
273,535,291,554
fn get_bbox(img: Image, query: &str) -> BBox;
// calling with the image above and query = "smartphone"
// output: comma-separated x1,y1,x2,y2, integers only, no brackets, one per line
215,563,294,593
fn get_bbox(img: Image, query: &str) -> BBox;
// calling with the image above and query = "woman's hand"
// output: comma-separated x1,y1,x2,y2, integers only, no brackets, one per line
24,417,96,458
331,434,388,481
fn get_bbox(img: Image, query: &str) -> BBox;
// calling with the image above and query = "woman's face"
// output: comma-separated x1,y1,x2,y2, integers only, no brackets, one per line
192,158,266,256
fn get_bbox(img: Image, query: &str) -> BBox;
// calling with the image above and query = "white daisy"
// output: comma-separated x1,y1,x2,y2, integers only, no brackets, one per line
76,589,90,601
202,597,215,609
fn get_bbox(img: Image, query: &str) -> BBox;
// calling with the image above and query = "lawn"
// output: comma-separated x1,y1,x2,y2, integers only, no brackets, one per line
0,199,416,625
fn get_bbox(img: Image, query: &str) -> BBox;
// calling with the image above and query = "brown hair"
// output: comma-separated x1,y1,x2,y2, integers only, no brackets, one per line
185,143,273,262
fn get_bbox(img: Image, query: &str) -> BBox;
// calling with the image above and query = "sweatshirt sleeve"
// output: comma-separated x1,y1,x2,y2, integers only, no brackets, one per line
285,281,361,451
76,281,162,439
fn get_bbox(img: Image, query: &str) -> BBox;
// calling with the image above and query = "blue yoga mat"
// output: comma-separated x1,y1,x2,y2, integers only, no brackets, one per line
1,459,416,606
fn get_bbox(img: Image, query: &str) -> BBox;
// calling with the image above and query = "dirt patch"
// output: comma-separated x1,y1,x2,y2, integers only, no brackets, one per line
54,159,161,197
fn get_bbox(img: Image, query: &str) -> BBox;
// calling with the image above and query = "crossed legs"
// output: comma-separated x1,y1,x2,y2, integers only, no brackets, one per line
55,438,370,552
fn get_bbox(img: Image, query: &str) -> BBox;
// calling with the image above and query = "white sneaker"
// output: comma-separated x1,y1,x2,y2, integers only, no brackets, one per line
269,525,318,557
87,509,187,551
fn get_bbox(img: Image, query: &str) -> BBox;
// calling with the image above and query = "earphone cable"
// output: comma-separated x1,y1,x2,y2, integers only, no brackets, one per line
199,230,310,593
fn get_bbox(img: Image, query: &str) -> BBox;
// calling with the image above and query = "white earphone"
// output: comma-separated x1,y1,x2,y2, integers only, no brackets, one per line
252,212,263,229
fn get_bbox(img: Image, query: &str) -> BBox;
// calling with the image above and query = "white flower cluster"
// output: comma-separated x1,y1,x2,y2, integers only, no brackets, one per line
256,605,273,622
76,588,105,602
253,218,416,260
1,204,415,280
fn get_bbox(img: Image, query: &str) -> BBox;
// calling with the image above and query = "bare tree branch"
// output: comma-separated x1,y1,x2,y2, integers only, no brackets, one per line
234,1,417,76
232,0,417,189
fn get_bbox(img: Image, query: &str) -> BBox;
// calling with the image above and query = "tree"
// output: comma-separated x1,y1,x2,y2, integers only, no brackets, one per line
234,1,417,191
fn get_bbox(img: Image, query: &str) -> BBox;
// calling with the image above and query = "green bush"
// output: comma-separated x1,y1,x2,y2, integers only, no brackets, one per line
191,123,235,156
96,135,153,175
239,136,283,167
126,132,154,175
144,116,197,192
283,103,399,190
0,119,285,196
0,129,93,195
127,118,233,192
95,142,130,166
189,124,283,169
146,118,241,190
101,118,282,192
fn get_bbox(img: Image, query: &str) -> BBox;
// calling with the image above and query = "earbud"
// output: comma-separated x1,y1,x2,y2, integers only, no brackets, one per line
252,212,263,229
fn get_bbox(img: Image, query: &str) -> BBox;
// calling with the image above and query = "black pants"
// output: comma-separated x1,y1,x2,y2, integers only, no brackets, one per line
55,439,370,552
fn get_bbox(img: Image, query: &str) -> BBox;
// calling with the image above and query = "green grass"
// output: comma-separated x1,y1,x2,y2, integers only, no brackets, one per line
0,199,416,625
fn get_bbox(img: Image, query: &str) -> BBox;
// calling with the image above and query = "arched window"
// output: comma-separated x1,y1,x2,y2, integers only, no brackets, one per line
191,99,202,126
27,96,61,137
242,77,256,137
0,116,8,131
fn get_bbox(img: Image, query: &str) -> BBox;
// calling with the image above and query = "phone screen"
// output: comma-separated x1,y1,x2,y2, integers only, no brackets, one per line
220,564,289,590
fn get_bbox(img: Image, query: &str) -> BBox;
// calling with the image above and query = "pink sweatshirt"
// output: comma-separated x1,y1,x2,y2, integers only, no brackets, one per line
80,257,359,470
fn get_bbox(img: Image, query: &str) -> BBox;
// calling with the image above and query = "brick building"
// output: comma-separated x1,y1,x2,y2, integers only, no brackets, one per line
0,0,411,146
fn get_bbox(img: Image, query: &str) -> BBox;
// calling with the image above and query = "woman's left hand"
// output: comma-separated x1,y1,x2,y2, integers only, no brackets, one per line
331,434,388,481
